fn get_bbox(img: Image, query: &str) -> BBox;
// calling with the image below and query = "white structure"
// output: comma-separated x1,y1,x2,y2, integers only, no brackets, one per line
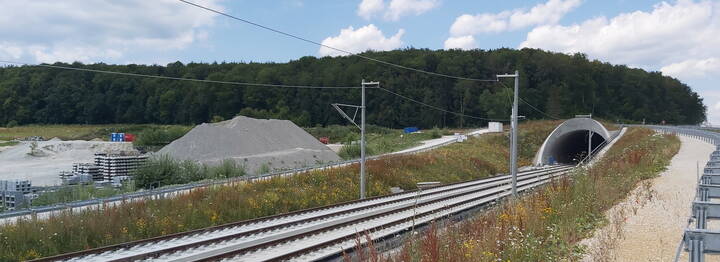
94,152,148,181
488,122,503,132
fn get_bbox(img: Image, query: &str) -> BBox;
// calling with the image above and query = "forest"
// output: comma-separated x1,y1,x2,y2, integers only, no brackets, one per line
0,48,706,128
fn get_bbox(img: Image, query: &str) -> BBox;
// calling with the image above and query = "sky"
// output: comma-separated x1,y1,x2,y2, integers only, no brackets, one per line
0,0,719,124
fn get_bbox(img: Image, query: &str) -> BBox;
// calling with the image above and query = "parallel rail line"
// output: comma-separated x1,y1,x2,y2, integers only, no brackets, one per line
1,130,489,221
35,165,573,262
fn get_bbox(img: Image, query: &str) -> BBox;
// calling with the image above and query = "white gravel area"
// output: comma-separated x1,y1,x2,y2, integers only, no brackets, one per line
581,135,714,261
0,140,135,186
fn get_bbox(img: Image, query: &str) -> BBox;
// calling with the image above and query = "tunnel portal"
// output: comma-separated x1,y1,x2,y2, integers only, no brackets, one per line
533,118,614,165
550,130,607,164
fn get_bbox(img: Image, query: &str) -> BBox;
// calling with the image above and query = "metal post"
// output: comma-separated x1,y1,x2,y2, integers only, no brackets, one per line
697,206,707,229
690,238,704,262
498,71,520,197
510,71,520,197
360,80,367,199
588,130,592,160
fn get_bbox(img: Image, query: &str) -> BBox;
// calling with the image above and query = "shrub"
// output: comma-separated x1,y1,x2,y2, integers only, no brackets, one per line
338,142,376,159
133,126,190,148
429,127,443,139
5,120,18,128
134,156,246,189
211,115,225,123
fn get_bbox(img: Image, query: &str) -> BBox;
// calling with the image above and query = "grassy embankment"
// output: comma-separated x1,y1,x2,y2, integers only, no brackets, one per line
9,124,462,209
0,141,19,147
0,124,190,141
387,127,679,261
305,125,455,159
0,120,560,261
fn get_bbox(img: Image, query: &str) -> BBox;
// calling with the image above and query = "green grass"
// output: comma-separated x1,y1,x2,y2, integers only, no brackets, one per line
0,120,560,261
0,124,189,141
0,141,19,147
307,125,460,160
31,184,136,207
390,127,680,261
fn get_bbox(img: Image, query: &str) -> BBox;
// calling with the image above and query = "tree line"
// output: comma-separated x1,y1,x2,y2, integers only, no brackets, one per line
0,48,706,128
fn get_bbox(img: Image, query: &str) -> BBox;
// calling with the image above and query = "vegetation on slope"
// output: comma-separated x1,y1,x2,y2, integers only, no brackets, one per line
0,124,189,141
0,120,558,261
387,128,679,261
0,49,705,128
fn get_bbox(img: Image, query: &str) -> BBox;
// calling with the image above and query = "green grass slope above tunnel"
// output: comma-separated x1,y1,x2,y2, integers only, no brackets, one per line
0,120,561,261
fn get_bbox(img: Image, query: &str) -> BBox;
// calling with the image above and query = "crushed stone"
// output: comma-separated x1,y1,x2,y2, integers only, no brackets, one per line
158,116,341,174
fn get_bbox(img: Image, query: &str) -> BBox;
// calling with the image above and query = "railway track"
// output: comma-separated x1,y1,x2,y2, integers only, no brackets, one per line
36,165,574,262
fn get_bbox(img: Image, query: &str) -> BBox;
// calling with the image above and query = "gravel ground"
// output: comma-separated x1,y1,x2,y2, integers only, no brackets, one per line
0,140,135,186
581,135,714,261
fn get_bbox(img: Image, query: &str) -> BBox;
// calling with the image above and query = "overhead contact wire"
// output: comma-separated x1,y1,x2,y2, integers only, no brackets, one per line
177,0,498,83
377,87,509,122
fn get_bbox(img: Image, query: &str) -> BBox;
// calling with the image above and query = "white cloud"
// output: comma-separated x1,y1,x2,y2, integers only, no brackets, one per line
358,0,385,20
0,0,222,63
661,58,720,79
443,35,477,50
318,24,405,57
356,0,438,21
519,0,720,68
517,0,720,125
449,0,581,36
385,0,439,21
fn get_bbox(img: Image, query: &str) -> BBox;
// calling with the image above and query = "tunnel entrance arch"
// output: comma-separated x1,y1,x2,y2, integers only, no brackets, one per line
533,118,612,165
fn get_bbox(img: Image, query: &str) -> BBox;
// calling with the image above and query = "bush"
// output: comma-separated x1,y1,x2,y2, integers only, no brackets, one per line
5,120,18,128
211,115,225,123
134,155,246,189
429,127,443,139
133,126,190,148
338,142,376,159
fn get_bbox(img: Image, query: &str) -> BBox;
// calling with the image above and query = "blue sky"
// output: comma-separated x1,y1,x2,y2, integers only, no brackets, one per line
1,0,719,124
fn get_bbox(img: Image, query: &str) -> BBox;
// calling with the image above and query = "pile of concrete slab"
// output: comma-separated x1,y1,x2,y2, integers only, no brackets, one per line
158,116,341,174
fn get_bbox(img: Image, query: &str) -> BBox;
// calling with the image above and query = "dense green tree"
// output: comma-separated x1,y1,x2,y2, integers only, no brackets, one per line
0,48,706,127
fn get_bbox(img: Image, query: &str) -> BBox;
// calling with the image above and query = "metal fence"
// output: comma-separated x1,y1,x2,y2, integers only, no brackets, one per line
0,131,484,220
643,125,720,262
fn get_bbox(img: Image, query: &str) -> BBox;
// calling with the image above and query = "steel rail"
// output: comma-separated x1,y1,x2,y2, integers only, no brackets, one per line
120,167,570,262
34,166,571,262
200,167,569,261
1,130,488,221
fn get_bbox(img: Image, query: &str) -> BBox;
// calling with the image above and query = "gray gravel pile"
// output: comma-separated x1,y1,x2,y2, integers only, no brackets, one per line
158,116,341,174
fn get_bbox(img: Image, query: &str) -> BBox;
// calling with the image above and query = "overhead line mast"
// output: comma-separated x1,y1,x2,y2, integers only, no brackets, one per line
497,70,520,197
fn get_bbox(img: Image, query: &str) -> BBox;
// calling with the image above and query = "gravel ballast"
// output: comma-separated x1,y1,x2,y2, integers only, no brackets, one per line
158,116,341,174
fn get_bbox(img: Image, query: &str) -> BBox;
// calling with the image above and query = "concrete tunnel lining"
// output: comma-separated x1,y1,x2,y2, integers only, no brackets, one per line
533,118,613,165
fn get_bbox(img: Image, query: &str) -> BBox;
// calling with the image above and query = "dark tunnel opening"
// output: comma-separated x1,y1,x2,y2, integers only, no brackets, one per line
551,130,607,164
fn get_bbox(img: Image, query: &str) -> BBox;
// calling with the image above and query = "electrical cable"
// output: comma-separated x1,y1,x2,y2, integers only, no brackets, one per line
377,86,509,122
519,97,562,120
496,80,563,120
177,0,499,83
0,60,362,89
0,60,501,121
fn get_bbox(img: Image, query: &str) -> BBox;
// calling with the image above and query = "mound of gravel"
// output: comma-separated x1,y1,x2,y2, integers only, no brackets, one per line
158,116,341,174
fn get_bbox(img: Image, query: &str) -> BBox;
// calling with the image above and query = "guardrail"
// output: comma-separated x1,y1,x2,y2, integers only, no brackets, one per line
0,130,488,220
643,125,720,262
